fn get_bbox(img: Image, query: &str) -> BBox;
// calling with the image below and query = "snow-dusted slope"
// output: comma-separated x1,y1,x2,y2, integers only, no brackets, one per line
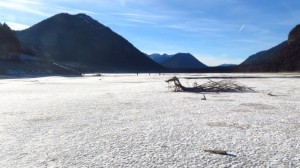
0,73,299,167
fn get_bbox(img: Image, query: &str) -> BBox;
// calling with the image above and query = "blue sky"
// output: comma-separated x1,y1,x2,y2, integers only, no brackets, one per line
0,0,300,66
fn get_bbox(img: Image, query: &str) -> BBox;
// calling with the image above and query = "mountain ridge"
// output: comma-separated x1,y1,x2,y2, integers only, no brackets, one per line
240,24,300,71
147,53,171,64
0,22,80,75
147,53,207,69
17,13,164,73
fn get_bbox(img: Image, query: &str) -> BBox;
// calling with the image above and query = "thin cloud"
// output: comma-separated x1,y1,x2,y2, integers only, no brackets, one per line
234,39,273,45
105,22,138,27
163,19,236,34
0,0,50,16
0,0,97,17
126,19,156,25
104,12,168,19
239,24,245,32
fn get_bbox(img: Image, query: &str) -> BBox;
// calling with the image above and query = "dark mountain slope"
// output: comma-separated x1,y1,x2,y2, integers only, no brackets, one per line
0,22,79,75
17,13,163,72
162,53,207,69
147,53,171,64
241,41,288,66
0,23,20,53
240,24,300,72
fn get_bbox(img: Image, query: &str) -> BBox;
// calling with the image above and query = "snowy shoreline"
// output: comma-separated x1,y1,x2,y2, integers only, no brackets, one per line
0,73,299,167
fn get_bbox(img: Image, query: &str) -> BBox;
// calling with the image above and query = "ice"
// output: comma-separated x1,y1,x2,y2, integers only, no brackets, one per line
0,73,299,167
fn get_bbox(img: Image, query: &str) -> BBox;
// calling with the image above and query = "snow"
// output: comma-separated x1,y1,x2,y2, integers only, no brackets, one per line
0,73,299,167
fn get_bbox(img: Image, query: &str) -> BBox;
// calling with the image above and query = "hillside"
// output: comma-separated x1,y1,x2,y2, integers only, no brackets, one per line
0,22,79,76
0,23,20,53
241,42,288,66
16,13,163,73
240,24,300,71
162,53,207,69
147,53,171,64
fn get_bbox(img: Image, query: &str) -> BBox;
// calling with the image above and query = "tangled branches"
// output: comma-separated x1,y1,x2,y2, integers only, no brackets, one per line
166,76,254,92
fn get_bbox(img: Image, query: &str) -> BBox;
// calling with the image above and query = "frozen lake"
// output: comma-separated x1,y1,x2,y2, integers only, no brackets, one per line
0,73,300,167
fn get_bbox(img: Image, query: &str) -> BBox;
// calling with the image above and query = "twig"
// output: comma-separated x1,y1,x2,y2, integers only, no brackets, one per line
204,150,236,157
267,92,277,96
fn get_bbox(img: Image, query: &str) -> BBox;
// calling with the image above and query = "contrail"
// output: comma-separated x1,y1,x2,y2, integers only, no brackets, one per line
239,24,245,32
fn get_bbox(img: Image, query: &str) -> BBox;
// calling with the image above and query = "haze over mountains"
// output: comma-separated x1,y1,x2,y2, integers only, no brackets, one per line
147,53,207,69
218,64,237,67
0,13,300,75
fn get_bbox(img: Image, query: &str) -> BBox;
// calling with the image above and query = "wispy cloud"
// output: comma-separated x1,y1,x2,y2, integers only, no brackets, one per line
105,22,138,27
0,0,99,18
0,0,50,16
233,39,274,46
126,19,156,25
102,12,168,20
239,24,245,32
160,17,239,37
165,24,231,33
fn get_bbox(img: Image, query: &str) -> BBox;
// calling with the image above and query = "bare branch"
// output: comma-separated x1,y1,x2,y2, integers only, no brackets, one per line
166,76,254,93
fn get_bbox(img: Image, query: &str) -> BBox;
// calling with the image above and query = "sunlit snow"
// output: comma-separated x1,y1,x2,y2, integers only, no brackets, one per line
0,73,299,167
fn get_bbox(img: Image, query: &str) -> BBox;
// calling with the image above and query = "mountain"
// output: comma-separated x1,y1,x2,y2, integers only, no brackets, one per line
16,13,163,72
241,41,287,66
0,22,79,76
240,24,300,71
147,53,171,64
218,64,237,67
161,53,207,69
0,23,20,53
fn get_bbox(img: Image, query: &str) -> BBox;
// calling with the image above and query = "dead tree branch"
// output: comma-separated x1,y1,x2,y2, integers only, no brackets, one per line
166,76,254,93
204,150,236,157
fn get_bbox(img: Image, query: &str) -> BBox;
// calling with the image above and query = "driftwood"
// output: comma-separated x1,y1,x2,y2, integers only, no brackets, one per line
204,150,236,157
267,92,277,96
166,76,253,92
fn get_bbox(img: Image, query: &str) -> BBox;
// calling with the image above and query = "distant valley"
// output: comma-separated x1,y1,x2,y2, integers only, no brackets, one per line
218,64,237,67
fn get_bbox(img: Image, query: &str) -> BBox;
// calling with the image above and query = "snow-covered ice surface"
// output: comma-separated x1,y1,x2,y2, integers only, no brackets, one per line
0,73,300,167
